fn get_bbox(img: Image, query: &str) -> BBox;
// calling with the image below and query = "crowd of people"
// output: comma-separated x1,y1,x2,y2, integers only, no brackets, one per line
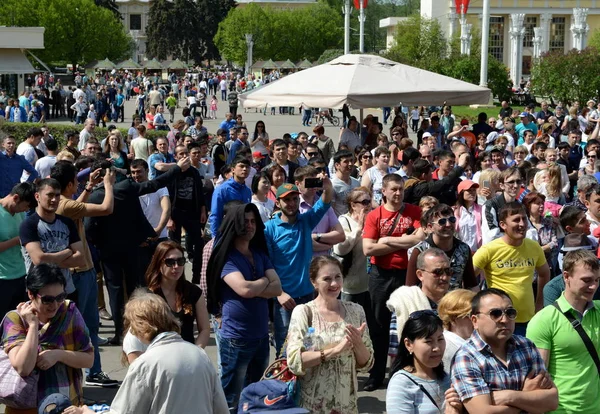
2,79,600,414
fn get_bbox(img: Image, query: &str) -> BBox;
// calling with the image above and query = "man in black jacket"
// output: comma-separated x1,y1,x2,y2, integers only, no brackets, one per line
85,156,191,344
403,154,468,206
167,144,207,284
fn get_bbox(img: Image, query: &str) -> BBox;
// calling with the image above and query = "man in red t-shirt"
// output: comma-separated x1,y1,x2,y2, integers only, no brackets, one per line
362,173,424,391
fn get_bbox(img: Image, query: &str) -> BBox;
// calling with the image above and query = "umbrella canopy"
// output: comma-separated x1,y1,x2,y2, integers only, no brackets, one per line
94,58,116,70
296,59,312,69
167,59,188,70
116,58,142,70
240,54,491,108
144,58,163,70
261,59,278,70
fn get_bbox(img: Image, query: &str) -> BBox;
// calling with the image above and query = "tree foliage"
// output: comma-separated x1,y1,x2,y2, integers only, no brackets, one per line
94,0,121,19
530,48,600,105
214,3,343,65
0,0,132,70
146,0,234,63
384,14,511,100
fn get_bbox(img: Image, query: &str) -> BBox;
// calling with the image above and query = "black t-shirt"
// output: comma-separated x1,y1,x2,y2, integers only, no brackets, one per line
212,143,227,176
156,281,202,344
174,168,197,212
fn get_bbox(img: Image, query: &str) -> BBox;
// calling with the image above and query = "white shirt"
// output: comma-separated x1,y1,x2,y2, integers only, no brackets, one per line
457,205,478,252
78,128,93,151
35,155,57,179
252,196,275,223
16,142,38,182
139,187,170,239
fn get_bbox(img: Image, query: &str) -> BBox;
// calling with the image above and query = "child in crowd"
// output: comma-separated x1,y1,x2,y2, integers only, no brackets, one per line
209,95,218,119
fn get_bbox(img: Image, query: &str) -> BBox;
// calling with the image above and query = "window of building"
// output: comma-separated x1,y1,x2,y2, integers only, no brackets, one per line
523,16,537,48
489,16,505,61
130,14,142,31
549,17,566,52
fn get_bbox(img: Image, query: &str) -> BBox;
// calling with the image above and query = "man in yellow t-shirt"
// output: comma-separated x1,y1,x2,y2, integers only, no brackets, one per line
473,201,550,336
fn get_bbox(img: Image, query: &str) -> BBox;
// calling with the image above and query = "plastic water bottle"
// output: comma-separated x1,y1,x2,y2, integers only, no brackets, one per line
88,404,110,413
304,327,318,351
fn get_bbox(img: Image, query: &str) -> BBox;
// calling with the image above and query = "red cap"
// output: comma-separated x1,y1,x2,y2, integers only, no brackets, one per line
458,180,479,193
460,118,469,126
252,151,265,159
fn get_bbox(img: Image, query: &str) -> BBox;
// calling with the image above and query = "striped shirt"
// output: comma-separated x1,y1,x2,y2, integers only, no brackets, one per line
451,330,546,401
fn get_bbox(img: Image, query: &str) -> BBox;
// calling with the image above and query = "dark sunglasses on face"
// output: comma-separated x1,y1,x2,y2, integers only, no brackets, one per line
307,152,319,157
355,199,371,206
435,216,457,226
37,292,67,305
477,307,518,322
362,155,372,159
419,267,452,277
164,257,186,267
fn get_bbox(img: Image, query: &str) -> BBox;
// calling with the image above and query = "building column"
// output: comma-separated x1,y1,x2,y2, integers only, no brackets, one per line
449,9,458,40
532,27,543,59
509,13,526,87
539,13,552,53
571,8,590,51
460,17,472,55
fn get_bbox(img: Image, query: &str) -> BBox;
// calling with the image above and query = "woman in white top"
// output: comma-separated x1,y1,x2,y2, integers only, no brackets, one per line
453,180,482,252
437,289,475,375
251,172,275,223
130,124,154,161
386,310,459,414
361,146,396,207
127,116,141,142
250,120,270,155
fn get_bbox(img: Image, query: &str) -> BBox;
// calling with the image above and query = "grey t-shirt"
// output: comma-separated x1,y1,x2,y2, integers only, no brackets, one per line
331,175,360,216
19,212,80,294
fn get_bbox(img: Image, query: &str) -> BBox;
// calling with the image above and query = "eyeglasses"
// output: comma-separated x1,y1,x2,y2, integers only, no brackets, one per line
434,216,456,226
408,309,438,319
391,132,400,136
37,292,67,305
504,179,522,186
354,199,371,206
418,267,452,277
514,151,525,155
476,307,518,322
164,257,186,267
589,155,597,159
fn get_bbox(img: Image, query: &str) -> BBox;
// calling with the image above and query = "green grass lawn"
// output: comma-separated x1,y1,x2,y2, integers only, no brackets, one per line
451,104,502,122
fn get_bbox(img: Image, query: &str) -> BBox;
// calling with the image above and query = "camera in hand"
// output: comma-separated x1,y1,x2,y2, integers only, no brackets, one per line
305,177,323,188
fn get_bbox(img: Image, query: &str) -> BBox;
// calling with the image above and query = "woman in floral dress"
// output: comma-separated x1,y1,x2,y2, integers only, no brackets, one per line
287,256,374,414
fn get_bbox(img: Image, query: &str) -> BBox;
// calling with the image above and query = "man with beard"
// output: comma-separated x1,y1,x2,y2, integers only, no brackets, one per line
264,175,334,357
473,202,550,336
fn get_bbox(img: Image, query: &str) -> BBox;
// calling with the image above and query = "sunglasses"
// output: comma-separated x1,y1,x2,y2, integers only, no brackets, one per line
362,155,373,159
477,307,518,322
354,199,371,206
419,267,452,277
164,257,186,267
434,216,457,226
37,292,67,305
307,152,319,157
504,179,522,185
409,309,438,319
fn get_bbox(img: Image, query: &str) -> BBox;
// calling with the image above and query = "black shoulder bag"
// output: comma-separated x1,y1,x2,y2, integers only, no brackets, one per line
400,373,441,412
552,301,600,375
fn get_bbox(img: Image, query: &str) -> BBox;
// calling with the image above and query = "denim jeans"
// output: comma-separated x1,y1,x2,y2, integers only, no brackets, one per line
219,334,270,412
72,269,101,375
211,316,222,376
272,292,314,357
302,110,312,125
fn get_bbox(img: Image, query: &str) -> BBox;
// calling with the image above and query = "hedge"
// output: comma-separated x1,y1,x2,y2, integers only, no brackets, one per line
0,121,173,146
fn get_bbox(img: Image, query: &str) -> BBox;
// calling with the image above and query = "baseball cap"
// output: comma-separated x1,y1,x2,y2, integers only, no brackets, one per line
458,180,479,194
495,119,504,130
276,183,300,199
39,393,72,414
489,145,504,154
252,151,265,159
519,112,529,118
460,118,469,126
238,379,309,413
561,233,594,252
422,132,433,139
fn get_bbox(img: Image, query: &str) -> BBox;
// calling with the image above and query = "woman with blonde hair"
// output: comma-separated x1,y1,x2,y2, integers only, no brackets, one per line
534,164,563,216
477,169,501,205
513,145,529,164
82,290,227,414
437,289,476,373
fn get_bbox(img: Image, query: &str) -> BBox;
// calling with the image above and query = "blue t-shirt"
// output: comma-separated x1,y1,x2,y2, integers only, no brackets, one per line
264,198,331,298
220,249,273,340
148,152,175,180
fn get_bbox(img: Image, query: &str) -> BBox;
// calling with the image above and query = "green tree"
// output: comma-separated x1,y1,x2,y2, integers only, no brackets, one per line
0,0,132,70
531,48,600,105
215,3,342,65
95,0,121,19
197,0,236,61
146,0,175,60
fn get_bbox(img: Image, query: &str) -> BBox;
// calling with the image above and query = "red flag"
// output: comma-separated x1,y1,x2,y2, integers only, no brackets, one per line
454,0,470,14
353,0,368,9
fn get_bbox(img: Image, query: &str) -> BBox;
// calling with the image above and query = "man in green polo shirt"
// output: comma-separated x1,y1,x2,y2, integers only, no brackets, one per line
0,182,37,318
527,249,600,414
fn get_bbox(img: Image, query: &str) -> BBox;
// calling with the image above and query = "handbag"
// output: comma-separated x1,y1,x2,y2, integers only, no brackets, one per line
0,312,39,409
552,301,600,375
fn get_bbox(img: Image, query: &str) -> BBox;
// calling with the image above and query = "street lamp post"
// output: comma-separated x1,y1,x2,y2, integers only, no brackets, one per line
343,0,351,54
479,0,490,87
245,33,254,78
358,0,365,53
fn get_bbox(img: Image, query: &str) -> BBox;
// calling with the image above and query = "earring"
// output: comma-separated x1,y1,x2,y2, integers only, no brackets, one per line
409,351,413,355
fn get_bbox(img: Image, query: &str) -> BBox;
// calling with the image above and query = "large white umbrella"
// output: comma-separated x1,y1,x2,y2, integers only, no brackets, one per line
240,54,491,108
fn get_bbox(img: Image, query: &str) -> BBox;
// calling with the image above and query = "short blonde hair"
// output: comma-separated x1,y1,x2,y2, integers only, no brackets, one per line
514,145,529,156
56,150,75,163
438,289,476,330
478,168,501,187
124,289,180,342
419,196,439,212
